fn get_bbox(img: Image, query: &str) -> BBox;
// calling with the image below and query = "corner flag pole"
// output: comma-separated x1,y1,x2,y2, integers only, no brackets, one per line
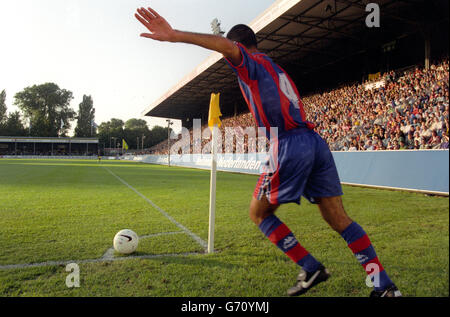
208,93,222,254
208,124,217,254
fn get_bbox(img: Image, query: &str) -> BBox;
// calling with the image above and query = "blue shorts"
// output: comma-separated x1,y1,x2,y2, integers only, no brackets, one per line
254,128,343,205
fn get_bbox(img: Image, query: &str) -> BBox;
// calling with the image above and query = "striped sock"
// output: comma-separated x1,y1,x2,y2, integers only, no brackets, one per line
259,215,321,273
341,222,394,291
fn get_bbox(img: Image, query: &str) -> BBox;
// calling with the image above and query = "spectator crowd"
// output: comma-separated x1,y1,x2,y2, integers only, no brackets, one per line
148,58,449,155
304,58,449,151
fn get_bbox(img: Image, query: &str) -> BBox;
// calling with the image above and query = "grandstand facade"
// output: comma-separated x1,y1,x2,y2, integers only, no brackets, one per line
0,137,99,157
141,0,449,155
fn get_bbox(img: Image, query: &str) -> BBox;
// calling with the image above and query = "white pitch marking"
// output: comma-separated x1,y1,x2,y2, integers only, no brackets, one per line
138,231,185,240
0,169,210,270
103,167,208,250
1,232,198,270
0,252,202,270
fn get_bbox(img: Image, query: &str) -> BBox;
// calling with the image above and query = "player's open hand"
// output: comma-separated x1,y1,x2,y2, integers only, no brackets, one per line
135,7,175,42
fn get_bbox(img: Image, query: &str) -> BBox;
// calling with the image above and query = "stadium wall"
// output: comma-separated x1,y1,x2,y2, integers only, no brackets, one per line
0,155,98,160
128,150,449,195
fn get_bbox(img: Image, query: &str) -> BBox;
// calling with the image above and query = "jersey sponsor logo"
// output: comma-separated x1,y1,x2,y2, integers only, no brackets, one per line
282,235,297,251
356,254,369,264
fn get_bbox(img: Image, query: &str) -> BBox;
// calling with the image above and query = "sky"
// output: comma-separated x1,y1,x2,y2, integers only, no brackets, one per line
0,0,276,134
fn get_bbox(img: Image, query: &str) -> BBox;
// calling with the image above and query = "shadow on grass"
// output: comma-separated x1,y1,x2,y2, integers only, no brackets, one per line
113,250,240,271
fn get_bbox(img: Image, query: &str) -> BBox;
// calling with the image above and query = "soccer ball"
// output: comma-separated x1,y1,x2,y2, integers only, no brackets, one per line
113,229,139,254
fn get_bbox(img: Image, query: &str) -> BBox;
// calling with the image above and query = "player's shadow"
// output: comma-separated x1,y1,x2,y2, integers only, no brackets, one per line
114,249,243,270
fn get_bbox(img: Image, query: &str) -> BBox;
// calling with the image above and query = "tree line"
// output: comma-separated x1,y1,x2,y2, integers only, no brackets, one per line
0,83,171,150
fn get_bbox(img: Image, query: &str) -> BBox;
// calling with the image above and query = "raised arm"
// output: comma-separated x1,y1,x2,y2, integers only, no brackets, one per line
135,7,242,65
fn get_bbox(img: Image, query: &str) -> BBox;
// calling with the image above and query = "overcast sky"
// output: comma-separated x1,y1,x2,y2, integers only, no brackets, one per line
0,0,275,134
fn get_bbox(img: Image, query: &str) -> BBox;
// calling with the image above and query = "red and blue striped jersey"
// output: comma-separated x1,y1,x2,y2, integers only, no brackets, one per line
225,43,315,139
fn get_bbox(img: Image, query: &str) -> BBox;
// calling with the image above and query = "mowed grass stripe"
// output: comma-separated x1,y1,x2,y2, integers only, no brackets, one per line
102,163,261,250
0,160,187,265
103,166,207,250
0,159,448,297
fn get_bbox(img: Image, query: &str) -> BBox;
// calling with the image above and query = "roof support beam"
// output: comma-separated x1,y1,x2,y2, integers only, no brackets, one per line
279,16,360,41
335,0,423,27
262,0,360,57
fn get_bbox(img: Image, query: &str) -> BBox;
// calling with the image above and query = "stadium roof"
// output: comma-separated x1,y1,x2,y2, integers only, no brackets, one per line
0,137,99,144
142,0,449,121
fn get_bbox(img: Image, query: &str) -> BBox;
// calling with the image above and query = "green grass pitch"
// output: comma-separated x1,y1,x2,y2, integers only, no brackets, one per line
0,159,448,297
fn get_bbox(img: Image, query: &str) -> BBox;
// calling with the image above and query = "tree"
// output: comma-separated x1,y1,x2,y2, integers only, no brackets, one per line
124,118,150,149
125,118,148,131
0,91,26,136
97,122,111,148
0,90,6,126
0,90,7,135
14,83,76,137
109,118,125,131
3,111,26,136
74,95,96,137
97,118,125,149
97,119,172,151
148,125,173,148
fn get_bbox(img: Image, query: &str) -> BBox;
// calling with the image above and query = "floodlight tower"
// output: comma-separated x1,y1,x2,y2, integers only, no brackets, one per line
211,18,225,36
111,137,117,150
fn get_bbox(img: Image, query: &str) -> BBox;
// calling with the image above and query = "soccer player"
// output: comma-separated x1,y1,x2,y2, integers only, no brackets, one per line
135,6,401,297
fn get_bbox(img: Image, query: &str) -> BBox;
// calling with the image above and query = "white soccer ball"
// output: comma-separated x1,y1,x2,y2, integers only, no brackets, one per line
113,229,139,254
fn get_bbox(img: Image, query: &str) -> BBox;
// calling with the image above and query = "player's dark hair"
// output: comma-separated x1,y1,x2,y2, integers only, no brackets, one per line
226,24,257,49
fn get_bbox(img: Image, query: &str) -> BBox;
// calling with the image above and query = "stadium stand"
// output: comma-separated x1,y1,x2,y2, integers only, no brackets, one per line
0,137,99,157
145,58,449,155
304,58,449,151
141,0,449,156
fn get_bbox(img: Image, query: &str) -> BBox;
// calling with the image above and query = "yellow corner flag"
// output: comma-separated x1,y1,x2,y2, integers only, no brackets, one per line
122,139,129,150
208,93,222,130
